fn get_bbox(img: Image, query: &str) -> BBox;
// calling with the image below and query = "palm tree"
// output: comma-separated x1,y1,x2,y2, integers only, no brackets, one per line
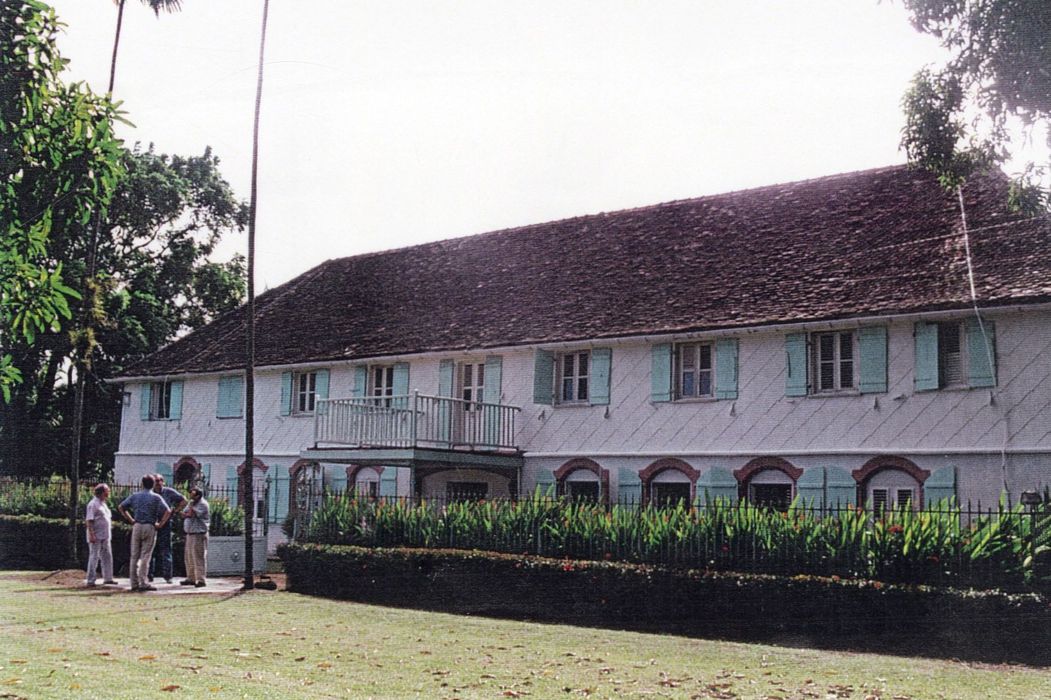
243,0,271,590
68,0,184,562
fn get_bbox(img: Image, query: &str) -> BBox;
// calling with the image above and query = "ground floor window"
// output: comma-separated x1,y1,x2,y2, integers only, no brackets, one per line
354,467,381,498
866,468,921,512
750,483,793,511
565,480,600,501
446,481,488,502
652,482,691,507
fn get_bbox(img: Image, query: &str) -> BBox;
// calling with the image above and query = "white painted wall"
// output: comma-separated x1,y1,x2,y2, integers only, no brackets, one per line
115,308,1051,505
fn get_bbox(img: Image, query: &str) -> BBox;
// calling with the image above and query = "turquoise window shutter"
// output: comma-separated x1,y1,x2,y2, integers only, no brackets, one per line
226,465,240,508
379,469,398,497
796,467,825,510
535,469,556,497
914,322,939,391
328,466,347,496
280,371,293,415
824,467,856,509
650,343,673,402
392,362,410,409
140,383,152,421
156,461,173,486
924,466,957,508
168,381,183,420
618,467,643,506
217,376,243,418
202,463,212,488
315,369,330,414
483,355,504,444
858,326,888,394
352,365,368,398
784,333,808,397
273,471,291,523
696,467,738,505
437,359,454,444
532,349,554,405
589,347,612,406
714,338,739,400
966,319,996,388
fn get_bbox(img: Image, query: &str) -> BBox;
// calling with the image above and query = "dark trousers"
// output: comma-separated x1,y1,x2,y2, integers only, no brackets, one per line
149,524,173,580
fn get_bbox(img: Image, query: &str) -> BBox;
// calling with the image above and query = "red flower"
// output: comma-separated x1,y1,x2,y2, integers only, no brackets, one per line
927,554,940,563
603,552,612,560
561,562,574,572
888,524,904,534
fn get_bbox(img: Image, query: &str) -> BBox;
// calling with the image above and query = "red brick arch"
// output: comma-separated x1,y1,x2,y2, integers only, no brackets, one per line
172,456,202,484
236,457,269,475
852,455,931,506
639,458,700,504
733,457,803,501
554,458,609,504
346,464,385,495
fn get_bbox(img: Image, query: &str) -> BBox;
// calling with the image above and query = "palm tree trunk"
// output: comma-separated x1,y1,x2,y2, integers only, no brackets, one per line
108,0,126,93
243,0,271,590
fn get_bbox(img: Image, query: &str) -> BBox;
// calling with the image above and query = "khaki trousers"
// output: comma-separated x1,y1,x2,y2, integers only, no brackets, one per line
184,533,208,583
129,523,157,589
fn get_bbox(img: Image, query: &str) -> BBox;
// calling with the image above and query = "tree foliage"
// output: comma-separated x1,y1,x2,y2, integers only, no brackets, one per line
0,0,125,401
900,0,1051,208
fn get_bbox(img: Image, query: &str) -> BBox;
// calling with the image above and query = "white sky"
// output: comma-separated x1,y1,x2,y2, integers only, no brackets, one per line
49,0,952,292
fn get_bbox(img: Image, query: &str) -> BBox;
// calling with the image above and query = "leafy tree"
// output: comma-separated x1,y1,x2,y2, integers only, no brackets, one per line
0,145,247,477
0,0,125,402
900,0,1051,209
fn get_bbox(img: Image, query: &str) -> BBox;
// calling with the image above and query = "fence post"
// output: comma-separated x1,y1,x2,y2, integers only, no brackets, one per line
264,477,271,538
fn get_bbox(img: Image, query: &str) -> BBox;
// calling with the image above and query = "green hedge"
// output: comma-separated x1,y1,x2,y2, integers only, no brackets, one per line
280,543,1051,665
0,514,133,571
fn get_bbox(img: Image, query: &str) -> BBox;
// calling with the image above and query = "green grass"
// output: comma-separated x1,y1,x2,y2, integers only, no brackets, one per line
0,572,1048,699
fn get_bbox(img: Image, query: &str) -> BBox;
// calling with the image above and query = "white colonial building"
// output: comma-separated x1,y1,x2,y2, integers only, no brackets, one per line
111,165,1051,527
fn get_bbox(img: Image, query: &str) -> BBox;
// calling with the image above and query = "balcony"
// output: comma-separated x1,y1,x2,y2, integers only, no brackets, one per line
312,392,521,453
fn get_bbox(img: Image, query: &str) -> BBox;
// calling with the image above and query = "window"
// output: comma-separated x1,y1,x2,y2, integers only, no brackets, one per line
565,480,600,501
371,366,395,405
652,482,691,507
868,477,919,513
460,362,485,411
354,469,380,499
937,322,965,387
293,371,317,414
675,342,714,398
812,331,855,393
150,381,173,420
217,375,243,418
751,484,793,512
446,481,488,502
556,351,590,403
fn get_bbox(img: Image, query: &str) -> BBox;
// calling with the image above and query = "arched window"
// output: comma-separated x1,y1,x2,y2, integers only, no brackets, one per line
733,458,802,512
852,456,931,512
639,459,700,507
352,466,382,499
554,458,608,504
173,456,202,485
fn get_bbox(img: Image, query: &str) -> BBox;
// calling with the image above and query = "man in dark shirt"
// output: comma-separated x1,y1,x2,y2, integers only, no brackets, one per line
118,475,171,591
148,474,187,584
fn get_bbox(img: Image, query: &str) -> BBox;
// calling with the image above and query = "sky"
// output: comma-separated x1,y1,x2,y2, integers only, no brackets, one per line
47,0,952,293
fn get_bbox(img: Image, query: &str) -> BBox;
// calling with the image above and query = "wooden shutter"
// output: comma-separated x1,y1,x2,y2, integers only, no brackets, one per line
914,322,939,391
618,468,643,507
327,464,347,496
140,383,152,421
695,467,738,505
379,469,398,498
437,359,454,443
315,369,330,415
925,466,956,508
168,381,183,420
280,371,293,415
352,365,368,398
201,463,212,488
858,326,888,394
483,355,504,444
966,319,996,388
156,461,173,486
535,469,556,497
589,347,612,406
217,376,243,418
226,465,240,507
714,338,739,400
273,469,290,522
650,343,673,402
532,349,554,405
392,362,410,409
796,467,825,511
784,333,808,396
824,467,856,509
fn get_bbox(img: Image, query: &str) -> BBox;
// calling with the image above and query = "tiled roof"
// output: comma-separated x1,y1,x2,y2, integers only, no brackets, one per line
121,165,1051,377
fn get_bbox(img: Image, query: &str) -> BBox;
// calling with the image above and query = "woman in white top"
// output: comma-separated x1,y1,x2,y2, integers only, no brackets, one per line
85,483,116,586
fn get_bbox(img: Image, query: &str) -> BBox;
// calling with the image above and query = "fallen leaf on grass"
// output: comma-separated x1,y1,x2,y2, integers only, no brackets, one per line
95,652,110,656
189,647,203,651
46,648,63,653
294,657,306,662
160,685,180,692
1,679,21,686
7,662,25,666
139,655,157,661
317,662,332,669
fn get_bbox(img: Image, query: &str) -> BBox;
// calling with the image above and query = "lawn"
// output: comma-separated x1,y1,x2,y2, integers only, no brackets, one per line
0,572,1048,699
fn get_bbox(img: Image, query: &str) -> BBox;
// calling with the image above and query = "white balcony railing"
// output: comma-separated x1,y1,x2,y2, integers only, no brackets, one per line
314,392,520,451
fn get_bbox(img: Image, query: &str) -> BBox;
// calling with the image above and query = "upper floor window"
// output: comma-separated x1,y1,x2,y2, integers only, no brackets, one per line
460,362,485,410
557,351,590,404
293,371,317,414
150,381,173,420
937,322,965,387
675,342,713,399
371,365,395,405
812,330,855,393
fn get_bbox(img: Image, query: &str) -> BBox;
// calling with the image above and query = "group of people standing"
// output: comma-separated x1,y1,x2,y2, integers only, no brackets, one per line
83,473,210,591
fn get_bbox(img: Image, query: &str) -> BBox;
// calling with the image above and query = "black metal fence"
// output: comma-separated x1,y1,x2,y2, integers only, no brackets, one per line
298,491,1051,590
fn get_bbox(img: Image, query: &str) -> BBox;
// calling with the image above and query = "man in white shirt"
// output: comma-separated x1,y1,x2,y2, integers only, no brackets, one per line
85,483,116,586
